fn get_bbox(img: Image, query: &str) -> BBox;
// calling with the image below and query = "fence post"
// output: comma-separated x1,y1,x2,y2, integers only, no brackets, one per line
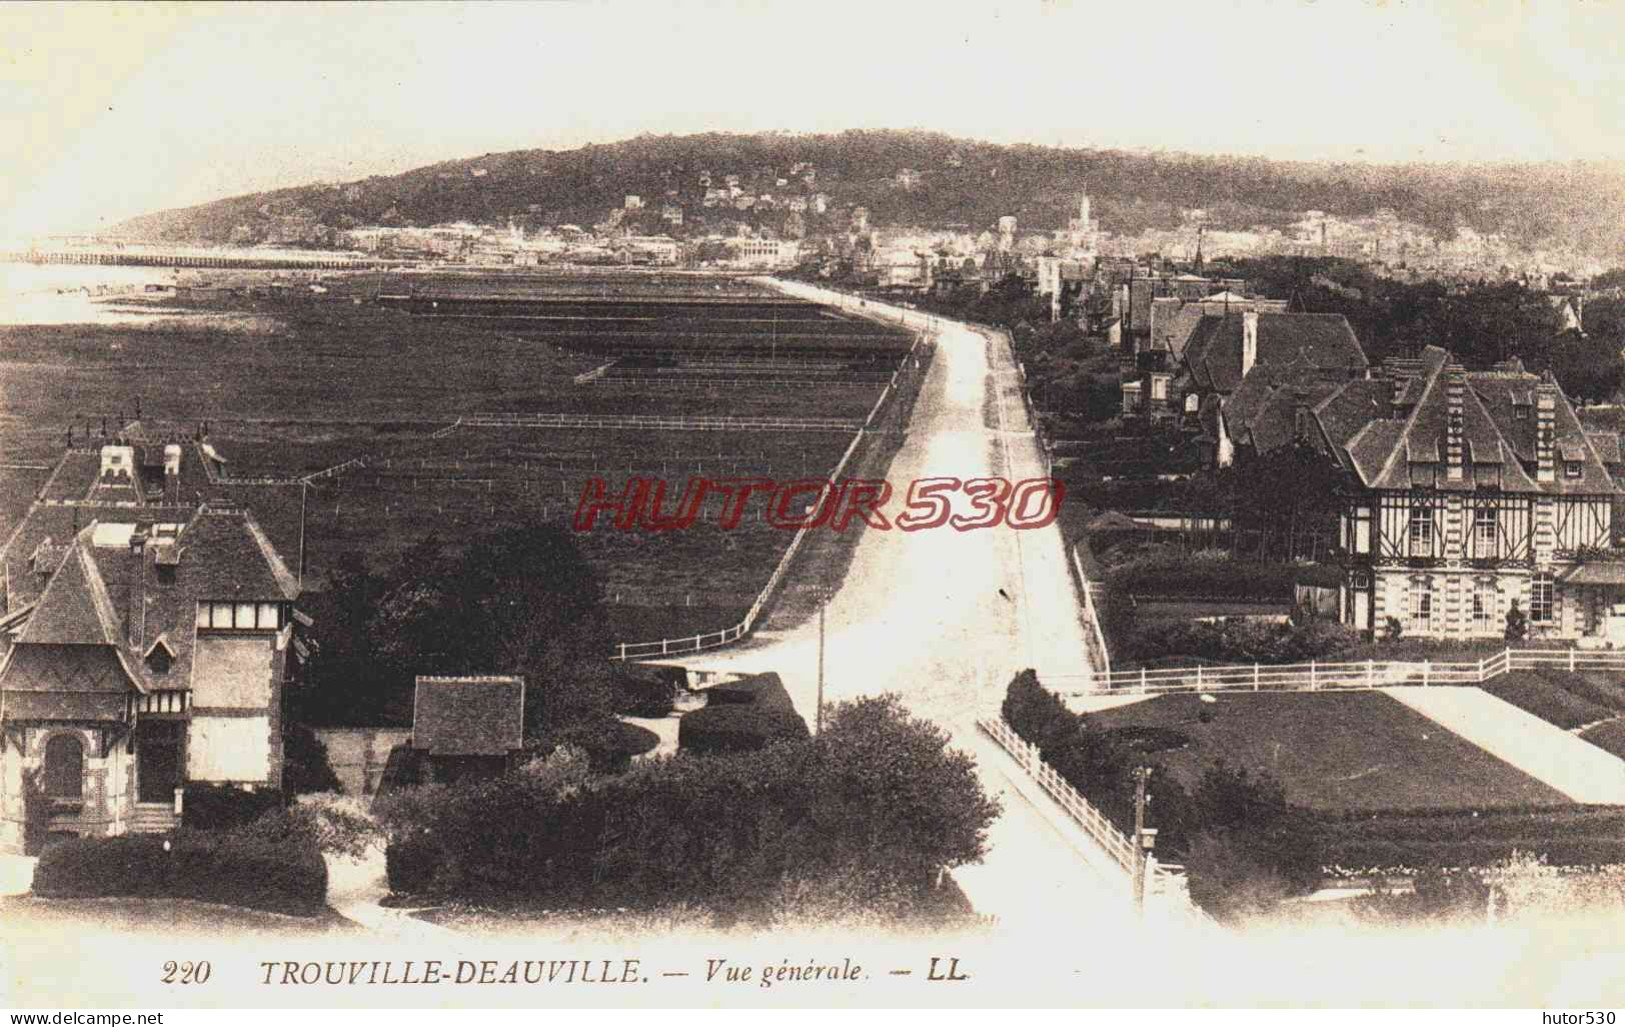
1253,663,1260,690
1140,667,1147,694
1367,659,1375,688
1424,660,1431,686
1570,647,1576,672
1196,665,1203,689
1311,660,1317,690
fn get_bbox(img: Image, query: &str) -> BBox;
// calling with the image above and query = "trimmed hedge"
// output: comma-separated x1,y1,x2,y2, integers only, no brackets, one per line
1105,548,1339,601
678,673,807,755
704,673,795,709
678,704,809,755
616,665,682,718
32,827,328,916
181,784,284,831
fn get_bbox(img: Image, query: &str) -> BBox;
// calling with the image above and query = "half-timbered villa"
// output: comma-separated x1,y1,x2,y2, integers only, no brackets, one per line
1301,347,1623,641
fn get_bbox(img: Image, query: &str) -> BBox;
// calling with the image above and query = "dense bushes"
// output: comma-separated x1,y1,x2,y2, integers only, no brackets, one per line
181,784,284,831
377,695,997,922
1126,617,1359,667
1106,547,1332,601
32,823,328,916
678,673,809,755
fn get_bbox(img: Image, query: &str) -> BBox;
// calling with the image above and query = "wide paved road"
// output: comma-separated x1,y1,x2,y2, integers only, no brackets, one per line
680,288,1134,931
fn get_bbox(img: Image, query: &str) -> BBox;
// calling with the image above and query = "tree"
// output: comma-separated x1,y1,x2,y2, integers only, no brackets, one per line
1183,762,1321,921
1548,333,1625,404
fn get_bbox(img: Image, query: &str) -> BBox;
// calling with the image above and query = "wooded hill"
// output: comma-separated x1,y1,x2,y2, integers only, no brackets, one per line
112,130,1625,259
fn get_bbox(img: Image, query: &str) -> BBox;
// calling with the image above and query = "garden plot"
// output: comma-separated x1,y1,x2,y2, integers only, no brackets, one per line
1084,691,1571,812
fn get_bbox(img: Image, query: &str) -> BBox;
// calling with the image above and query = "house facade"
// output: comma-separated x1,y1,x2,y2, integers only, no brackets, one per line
1290,348,1623,641
0,440,304,853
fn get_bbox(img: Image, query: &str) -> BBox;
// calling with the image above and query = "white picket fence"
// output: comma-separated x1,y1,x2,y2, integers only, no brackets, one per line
1048,646,1625,698
979,716,1198,917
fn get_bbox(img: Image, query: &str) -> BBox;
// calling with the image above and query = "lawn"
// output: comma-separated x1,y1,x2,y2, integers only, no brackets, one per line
1480,670,1625,730
1083,691,1571,812
1581,720,1625,760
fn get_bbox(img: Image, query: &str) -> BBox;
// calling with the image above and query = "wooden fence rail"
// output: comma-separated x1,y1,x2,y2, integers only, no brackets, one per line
1047,647,1625,698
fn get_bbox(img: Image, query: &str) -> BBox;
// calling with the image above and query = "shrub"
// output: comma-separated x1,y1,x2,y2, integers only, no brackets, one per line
1127,616,1358,665
32,823,327,916
613,721,662,762
1184,829,1296,923
167,828,328,916
386,833,444,895
33,835,168,899
181,784,284,831
616,665,682,718
678,704,809,755
283,722,343,795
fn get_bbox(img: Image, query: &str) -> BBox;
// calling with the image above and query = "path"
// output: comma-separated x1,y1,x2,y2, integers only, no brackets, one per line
1384,686,1625,803
676,291,1124,929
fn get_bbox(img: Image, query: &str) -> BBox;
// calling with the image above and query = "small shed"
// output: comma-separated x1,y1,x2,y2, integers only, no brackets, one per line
411,675,527,784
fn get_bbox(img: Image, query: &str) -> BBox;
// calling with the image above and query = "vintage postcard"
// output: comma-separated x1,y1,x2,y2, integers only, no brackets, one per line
2,0,1624,1012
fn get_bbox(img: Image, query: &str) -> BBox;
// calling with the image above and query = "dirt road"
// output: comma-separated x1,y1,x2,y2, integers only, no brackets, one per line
678,289,1128,929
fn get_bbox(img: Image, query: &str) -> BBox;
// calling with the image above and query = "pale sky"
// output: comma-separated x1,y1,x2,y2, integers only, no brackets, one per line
4,0,1625,238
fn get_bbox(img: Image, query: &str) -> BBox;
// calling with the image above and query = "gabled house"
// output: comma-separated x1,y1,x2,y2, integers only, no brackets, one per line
0,440,305,853
1132,309,1368,428
1293,348,1623,641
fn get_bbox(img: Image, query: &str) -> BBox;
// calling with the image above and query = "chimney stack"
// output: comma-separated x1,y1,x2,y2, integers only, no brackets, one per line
1445,366,1465,481
1241,310,1259,380
127,529,148,648
1535,374,1558,484
164,444,182,505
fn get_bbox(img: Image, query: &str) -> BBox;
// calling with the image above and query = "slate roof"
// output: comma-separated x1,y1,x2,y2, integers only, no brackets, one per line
1183,312,1368,395
1310,345,1618,496
413,676,526,756
0,505,301,704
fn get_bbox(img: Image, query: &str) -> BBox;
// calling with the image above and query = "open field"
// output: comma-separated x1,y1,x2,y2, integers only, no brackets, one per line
0,274,916,644
1084,691,1571,812
303,425,858,602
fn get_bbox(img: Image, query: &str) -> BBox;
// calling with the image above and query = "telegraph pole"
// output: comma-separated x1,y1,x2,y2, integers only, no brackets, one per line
816,588,827,734
1132,766,1151,917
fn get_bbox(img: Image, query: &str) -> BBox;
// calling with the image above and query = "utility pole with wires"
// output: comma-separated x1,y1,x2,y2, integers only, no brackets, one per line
815,584,829,734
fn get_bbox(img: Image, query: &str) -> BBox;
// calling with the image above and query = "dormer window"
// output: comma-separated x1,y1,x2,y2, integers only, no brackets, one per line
1515,405,1530,420
1565,460,1582,479
144,634,177,674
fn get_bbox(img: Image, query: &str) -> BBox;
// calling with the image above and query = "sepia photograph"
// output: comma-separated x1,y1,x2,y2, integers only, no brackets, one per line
2,0,1625,1013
